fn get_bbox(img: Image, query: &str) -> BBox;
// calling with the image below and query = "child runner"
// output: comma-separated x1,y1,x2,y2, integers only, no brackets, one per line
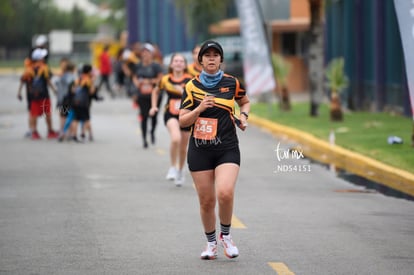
70,64,96,142
17,58,34,138
23,48,59,140
55,59,76,140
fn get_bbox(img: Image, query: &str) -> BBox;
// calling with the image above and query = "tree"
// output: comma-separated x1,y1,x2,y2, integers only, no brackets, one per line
307,0,325,117
272,53,291,111
173,0,233,39
0,0,109,52
325,57,349,121
90,0,126,35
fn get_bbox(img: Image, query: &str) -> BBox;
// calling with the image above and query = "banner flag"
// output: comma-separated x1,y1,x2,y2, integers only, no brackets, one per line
394,0,414,120
235,0,276,96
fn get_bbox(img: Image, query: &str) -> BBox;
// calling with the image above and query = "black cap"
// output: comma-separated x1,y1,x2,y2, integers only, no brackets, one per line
198,40,223,63
82,64,92,74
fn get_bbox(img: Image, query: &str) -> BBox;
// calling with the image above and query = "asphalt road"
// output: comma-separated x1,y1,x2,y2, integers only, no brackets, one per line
1,74,414,275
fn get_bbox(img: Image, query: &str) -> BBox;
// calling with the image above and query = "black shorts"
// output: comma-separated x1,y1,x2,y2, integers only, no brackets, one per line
73,106,90,121
187,145,240,172
164,112,191,132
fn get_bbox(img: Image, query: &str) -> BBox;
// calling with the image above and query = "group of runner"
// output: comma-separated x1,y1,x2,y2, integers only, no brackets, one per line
121,40,250,260
91,40,250,260
17,36,100,142
112,42,201,185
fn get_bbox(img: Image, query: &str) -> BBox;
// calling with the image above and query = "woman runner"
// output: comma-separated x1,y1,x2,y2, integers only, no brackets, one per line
179,40,250,260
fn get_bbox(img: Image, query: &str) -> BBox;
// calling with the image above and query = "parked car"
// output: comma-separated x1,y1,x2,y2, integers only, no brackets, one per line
222,50,244,81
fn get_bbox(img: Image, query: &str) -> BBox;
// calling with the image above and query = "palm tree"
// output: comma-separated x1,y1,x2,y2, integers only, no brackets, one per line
325,57,349,121
271,53,291,111
307,0,325,117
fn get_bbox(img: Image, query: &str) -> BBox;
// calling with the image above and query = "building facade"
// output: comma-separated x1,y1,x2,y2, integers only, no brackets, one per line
325,0,410,115
126,0,199,56
211,0,411,115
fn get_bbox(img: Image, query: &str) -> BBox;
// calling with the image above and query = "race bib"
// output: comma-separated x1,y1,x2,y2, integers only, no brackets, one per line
193,117,218,140
169,99,181,115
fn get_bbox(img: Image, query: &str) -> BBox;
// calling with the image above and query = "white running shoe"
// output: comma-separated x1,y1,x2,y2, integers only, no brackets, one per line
200,241,217,260
165,167,177,181
219,233,239,258
174,170,184,186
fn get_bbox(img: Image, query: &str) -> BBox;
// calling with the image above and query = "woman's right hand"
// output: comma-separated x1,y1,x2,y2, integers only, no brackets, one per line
197,95,215,112
149,106,158,116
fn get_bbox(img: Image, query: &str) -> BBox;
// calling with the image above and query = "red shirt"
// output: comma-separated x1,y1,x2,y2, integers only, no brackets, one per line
99,51,112,75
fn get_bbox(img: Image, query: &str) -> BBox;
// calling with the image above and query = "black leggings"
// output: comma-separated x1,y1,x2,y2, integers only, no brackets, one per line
97,75,113,94
137,95,162,142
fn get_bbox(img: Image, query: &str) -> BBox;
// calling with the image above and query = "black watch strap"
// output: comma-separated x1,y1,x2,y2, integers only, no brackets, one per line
241,112,249,119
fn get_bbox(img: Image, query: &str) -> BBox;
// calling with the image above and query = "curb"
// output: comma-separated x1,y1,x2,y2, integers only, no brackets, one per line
249,114,414,197
0,68,59,75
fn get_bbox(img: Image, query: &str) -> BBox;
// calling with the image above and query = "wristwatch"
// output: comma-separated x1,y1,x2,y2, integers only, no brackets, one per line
241,112,249,119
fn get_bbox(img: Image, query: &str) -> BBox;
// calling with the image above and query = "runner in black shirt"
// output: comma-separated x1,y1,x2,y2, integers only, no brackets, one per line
179,40,250,260
132,43,163,148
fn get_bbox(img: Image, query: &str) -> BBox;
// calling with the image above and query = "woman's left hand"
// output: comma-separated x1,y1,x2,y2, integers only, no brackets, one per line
149,107,158,116
238,117,248,131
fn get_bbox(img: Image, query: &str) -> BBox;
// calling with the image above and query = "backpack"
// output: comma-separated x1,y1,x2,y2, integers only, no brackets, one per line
30,67,48,100
72,85,90,108
62,79,75,107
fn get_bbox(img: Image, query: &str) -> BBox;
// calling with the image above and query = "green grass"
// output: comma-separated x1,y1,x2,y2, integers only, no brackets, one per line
0,60,23,68
251,102,414,174
0,60,61,69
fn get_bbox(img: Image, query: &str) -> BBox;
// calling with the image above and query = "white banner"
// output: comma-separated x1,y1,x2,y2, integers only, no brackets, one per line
235,0,276,96
49,30,73,54
394,0,414,119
